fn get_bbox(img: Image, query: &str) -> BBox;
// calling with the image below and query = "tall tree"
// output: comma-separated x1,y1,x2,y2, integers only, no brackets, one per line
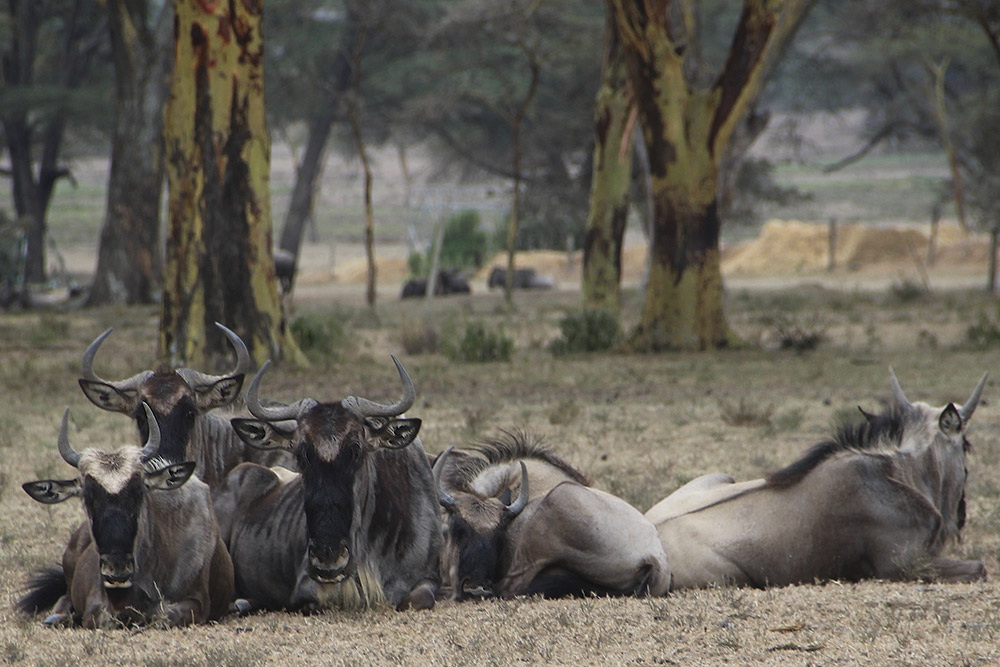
88,0,172,305
161,0,297,368
582,5,634,314
0,0,106,283
611,0,815,350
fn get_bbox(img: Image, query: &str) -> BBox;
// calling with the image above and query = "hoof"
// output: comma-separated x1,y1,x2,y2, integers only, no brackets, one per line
234,599,253,616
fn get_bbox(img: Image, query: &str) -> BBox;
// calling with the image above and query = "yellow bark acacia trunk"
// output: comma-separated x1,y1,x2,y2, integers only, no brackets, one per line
161,0,300,368
582,9,633,315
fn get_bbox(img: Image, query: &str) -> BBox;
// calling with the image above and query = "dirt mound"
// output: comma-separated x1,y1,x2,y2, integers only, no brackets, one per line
722,219,986,275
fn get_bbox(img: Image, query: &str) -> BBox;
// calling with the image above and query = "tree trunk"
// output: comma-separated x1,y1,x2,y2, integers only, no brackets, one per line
161,0,298,369
611,0,815,351
582,10,633,314
88,0,171,306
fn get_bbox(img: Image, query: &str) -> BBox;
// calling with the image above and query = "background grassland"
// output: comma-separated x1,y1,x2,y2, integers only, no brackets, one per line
2,282,1000,665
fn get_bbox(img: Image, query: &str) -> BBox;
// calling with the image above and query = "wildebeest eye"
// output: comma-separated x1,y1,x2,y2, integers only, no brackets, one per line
963,436,973,453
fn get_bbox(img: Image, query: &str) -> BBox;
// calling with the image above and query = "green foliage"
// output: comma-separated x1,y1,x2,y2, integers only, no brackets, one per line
438,210,489,270
549,309,621,356
726,158,809,227
290,313,351,362
965,314,1000,349
446,321,513,363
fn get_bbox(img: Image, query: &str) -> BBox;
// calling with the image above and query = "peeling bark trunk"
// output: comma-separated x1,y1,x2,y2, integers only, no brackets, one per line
88,0,171,306
161,0,296,369
582,8,633,314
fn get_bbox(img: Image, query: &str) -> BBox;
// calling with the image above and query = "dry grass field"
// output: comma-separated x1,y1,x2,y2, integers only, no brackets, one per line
2,276,1000,665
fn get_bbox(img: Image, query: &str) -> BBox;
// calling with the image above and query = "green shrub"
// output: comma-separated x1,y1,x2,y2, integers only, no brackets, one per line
447,321,513,363
966,314,1000,348
290,313,350,362
549,309,621,356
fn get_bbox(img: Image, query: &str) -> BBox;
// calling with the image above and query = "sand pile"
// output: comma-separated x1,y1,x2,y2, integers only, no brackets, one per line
722,219,986,275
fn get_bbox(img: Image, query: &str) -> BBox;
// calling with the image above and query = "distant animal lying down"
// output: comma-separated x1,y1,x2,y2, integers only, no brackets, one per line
487,267,554,290
646,368,989,590
19,405,233,628
401,270,471,299
433,432,670,600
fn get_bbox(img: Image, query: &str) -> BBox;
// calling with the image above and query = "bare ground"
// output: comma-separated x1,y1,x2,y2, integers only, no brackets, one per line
1,278,1000,665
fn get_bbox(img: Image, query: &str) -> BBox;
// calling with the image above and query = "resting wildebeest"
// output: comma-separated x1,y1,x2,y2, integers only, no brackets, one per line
487,267,554,290
434,432,671,599
646,369,988,589
401,269,471,299
212,356,442,613
18,405,234,628
78,322,295,487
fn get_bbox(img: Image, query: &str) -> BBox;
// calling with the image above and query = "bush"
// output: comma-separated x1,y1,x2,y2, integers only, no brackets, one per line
966,314,1000,349
766,312,827,351
549,309,621,356
447,321,513,363
400,319,441,356
290,313,350,362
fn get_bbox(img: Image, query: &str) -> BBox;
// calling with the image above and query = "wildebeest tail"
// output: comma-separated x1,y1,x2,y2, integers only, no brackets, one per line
15,566,66,614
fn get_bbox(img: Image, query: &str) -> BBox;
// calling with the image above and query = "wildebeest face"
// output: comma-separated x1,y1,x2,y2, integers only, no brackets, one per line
233,404,421,584
22,406,195,589
78,324,249,457
440,495,512,599
434,450,529,599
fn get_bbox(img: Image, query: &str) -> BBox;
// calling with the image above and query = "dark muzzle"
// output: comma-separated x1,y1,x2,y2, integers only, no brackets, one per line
307,539,353,584
100,553,135,588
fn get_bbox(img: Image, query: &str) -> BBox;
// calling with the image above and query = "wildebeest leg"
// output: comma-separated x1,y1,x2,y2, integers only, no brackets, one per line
931,557,986,582
498,484,671,598
396,579,437,611
43,521,92,626
207,535,235,621
644,472,735,524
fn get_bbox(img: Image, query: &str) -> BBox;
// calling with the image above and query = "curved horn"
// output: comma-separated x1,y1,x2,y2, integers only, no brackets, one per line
959,372,989,424
138,402,161,461
175,322,253,387
81,328,152,392
343,355,416,419
504,461,530,518
57,408,81,468
245,360,314,422
888,367,911,409
433,447,457,508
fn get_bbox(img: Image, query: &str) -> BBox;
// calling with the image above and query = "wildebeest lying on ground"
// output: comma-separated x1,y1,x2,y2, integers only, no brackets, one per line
18,405,234,628
487,267,555,290
646,369,988,589
213,356,441,613
401,269,471,299
77,322,295,488
433,432,671,599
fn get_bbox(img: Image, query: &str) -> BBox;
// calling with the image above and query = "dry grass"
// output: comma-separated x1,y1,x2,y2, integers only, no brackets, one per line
2,283,1000,665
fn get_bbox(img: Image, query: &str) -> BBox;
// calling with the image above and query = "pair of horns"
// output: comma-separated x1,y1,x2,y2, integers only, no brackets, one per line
82,322,251,388
245,355,415,422
58,403,161,468
433,447,530,519
889,367,988,424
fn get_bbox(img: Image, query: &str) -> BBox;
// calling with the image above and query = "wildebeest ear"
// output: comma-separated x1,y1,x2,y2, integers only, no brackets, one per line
374,418,421,449
194,375,244,412
939,403,962,435
858,406,876,423
498,488,512,506
145,462,196,491
232,417,295,450
78,379,136,414
23,479,81,504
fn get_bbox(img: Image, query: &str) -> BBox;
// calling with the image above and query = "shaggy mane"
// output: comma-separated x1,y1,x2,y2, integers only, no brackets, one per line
765,405,909,488
449,429,590,488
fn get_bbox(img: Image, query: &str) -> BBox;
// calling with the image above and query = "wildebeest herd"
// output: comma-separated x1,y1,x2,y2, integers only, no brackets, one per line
14,323,990,629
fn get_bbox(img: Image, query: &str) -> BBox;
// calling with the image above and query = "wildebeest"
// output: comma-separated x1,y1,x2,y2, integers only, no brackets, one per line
212,356,442,613
646,369,988,589
434,432,671,599
401,269,471,299
18,404,234,628
78,322,295,488
487,267,555,290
